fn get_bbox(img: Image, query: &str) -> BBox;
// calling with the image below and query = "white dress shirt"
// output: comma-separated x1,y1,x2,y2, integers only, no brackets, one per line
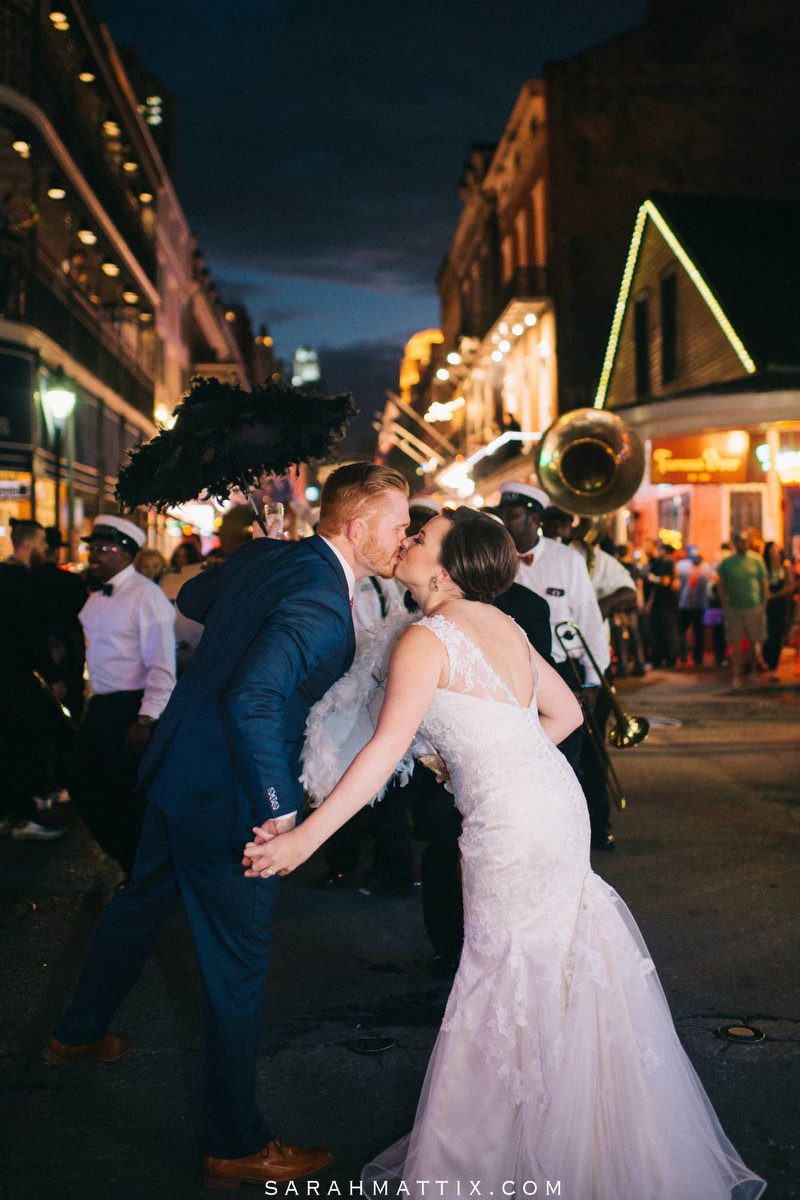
319,536,356,601
351,576,406,642
515,535,610,684
572,545,637,604
79,563,176,719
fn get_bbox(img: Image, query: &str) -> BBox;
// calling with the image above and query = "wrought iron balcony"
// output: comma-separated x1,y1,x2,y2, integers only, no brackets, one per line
0,1,156,283
465,266,550,340
2,254,154,418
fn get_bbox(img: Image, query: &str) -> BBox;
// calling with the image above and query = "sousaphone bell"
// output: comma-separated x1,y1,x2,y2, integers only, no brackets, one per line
536,407,645,516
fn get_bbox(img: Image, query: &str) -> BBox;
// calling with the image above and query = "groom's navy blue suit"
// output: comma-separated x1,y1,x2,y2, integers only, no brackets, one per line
54,535,355,1157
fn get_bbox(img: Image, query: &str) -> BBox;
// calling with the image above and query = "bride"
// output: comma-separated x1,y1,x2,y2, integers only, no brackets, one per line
244,507,765,1200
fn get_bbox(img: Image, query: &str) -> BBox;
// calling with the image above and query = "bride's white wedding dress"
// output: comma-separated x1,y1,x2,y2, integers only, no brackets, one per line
360,614,765,1200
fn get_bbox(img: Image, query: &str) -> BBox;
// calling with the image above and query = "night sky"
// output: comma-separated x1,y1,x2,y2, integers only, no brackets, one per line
97,0,646,450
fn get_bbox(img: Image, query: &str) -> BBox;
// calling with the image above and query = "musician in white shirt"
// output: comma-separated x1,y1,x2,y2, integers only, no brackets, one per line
72,516,176,878
495,483,609,685
494,482,616,850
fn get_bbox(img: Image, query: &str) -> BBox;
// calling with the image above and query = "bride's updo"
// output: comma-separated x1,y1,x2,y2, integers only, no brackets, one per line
440,507,517,603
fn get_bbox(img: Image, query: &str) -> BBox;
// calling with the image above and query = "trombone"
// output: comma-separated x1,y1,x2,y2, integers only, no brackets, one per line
554,620,649,810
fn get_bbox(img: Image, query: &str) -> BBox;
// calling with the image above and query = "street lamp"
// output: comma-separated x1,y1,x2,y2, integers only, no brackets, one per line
45,371,77,534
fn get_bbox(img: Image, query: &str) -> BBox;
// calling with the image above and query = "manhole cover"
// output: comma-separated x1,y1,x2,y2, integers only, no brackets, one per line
346,1037,397,1055
715,1024,765,1043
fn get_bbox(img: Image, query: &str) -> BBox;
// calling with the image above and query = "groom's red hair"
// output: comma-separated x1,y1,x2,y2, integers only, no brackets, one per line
317,462,408,536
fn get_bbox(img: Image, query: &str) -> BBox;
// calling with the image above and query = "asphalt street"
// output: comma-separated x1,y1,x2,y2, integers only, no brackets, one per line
1,663,799,1200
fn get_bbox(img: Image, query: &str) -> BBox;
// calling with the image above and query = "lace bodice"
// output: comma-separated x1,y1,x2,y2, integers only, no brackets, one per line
415,613,583,823
414,613,592,964
417,613,538,708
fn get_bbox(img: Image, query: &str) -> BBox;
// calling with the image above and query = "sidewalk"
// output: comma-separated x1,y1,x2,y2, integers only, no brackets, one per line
1,664,798,1199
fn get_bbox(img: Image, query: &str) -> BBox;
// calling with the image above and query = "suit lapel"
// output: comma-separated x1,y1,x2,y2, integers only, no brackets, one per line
306,535,356,668
306,534,351,604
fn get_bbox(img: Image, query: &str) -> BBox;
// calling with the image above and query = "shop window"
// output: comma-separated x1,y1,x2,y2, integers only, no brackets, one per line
657,494,690,548
784,487,800,561
73,393,98,469
729,490,763,539
660,273,677,384
634,297,650,398
0,351,35,450
101,408,125,476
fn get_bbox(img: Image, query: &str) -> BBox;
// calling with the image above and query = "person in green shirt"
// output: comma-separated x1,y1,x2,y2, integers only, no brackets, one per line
716,532,767,688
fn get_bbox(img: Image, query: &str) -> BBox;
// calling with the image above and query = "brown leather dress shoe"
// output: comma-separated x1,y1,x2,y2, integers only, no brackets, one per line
41,1032,131,1067
203,1139,333,1188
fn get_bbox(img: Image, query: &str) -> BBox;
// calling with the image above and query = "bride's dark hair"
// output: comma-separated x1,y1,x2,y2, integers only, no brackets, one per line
440,507,517,603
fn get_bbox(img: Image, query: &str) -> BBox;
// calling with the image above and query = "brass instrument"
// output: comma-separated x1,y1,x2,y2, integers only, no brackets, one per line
554,621,649,810
536,407,645,517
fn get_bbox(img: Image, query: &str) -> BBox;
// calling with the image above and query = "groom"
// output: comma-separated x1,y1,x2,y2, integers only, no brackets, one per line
43,463,410,1188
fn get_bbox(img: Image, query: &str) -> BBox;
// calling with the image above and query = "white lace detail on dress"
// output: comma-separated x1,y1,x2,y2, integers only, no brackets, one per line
418,613,531,707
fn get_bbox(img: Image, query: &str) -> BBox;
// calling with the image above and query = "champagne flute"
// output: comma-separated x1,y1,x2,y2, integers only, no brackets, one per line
263,501,284,539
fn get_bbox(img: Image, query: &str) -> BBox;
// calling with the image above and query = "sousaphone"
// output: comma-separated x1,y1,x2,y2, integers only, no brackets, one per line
535,408,649,807
536,407,645,516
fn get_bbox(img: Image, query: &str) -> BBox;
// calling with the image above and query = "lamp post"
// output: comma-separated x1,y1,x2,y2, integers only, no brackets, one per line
44,371,77,535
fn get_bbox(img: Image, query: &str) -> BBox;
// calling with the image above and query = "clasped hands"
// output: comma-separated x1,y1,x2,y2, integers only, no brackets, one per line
242,813,310,879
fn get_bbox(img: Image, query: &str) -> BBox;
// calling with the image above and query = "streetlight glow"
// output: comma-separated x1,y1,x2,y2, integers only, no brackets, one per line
45,375,77,422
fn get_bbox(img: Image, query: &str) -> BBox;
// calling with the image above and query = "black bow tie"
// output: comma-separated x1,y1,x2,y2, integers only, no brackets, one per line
98,582,114,597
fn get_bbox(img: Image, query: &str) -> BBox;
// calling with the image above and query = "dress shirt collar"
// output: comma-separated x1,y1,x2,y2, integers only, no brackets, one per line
319,536,356,600
518,535,548,567
100,562,137,594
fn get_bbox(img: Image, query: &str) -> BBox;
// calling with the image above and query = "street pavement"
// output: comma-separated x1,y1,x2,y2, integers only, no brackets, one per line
1,659,799,1200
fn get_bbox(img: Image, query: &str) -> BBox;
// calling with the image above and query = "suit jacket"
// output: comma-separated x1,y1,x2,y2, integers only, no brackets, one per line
493,582,553,664
139,535,355,835
0,560,53,680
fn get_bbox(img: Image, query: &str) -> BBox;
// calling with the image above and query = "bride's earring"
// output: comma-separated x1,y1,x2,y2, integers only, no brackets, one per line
430,575,439,592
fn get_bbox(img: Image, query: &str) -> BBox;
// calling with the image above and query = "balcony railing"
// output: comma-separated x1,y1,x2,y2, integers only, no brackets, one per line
3,257,154,418
466,266,550,341
0,1,156,283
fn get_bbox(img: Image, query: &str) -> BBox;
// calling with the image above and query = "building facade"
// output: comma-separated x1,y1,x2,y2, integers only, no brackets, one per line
0,0,250,557
598,195,800,559
545,0,800,413
381,84,557,501
389,0,800,507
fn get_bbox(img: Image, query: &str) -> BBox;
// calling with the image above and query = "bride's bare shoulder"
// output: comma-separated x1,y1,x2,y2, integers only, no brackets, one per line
392,620,448,653
387,621,449,688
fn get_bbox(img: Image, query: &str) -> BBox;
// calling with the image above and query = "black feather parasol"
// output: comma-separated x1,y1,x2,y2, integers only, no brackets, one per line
116,376,356,514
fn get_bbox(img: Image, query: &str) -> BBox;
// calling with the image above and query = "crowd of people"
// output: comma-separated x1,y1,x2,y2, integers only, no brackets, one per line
2,494,798,889
598,530,799,688
0,517,220,854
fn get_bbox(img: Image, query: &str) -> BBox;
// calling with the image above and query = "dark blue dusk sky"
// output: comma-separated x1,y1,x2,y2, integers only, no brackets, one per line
98,0,646,447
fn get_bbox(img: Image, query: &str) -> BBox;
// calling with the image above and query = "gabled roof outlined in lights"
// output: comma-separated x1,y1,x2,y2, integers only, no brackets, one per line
593,196,762,410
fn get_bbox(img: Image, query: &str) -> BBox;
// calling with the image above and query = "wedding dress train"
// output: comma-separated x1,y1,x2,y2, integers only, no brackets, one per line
360,615,765,1200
